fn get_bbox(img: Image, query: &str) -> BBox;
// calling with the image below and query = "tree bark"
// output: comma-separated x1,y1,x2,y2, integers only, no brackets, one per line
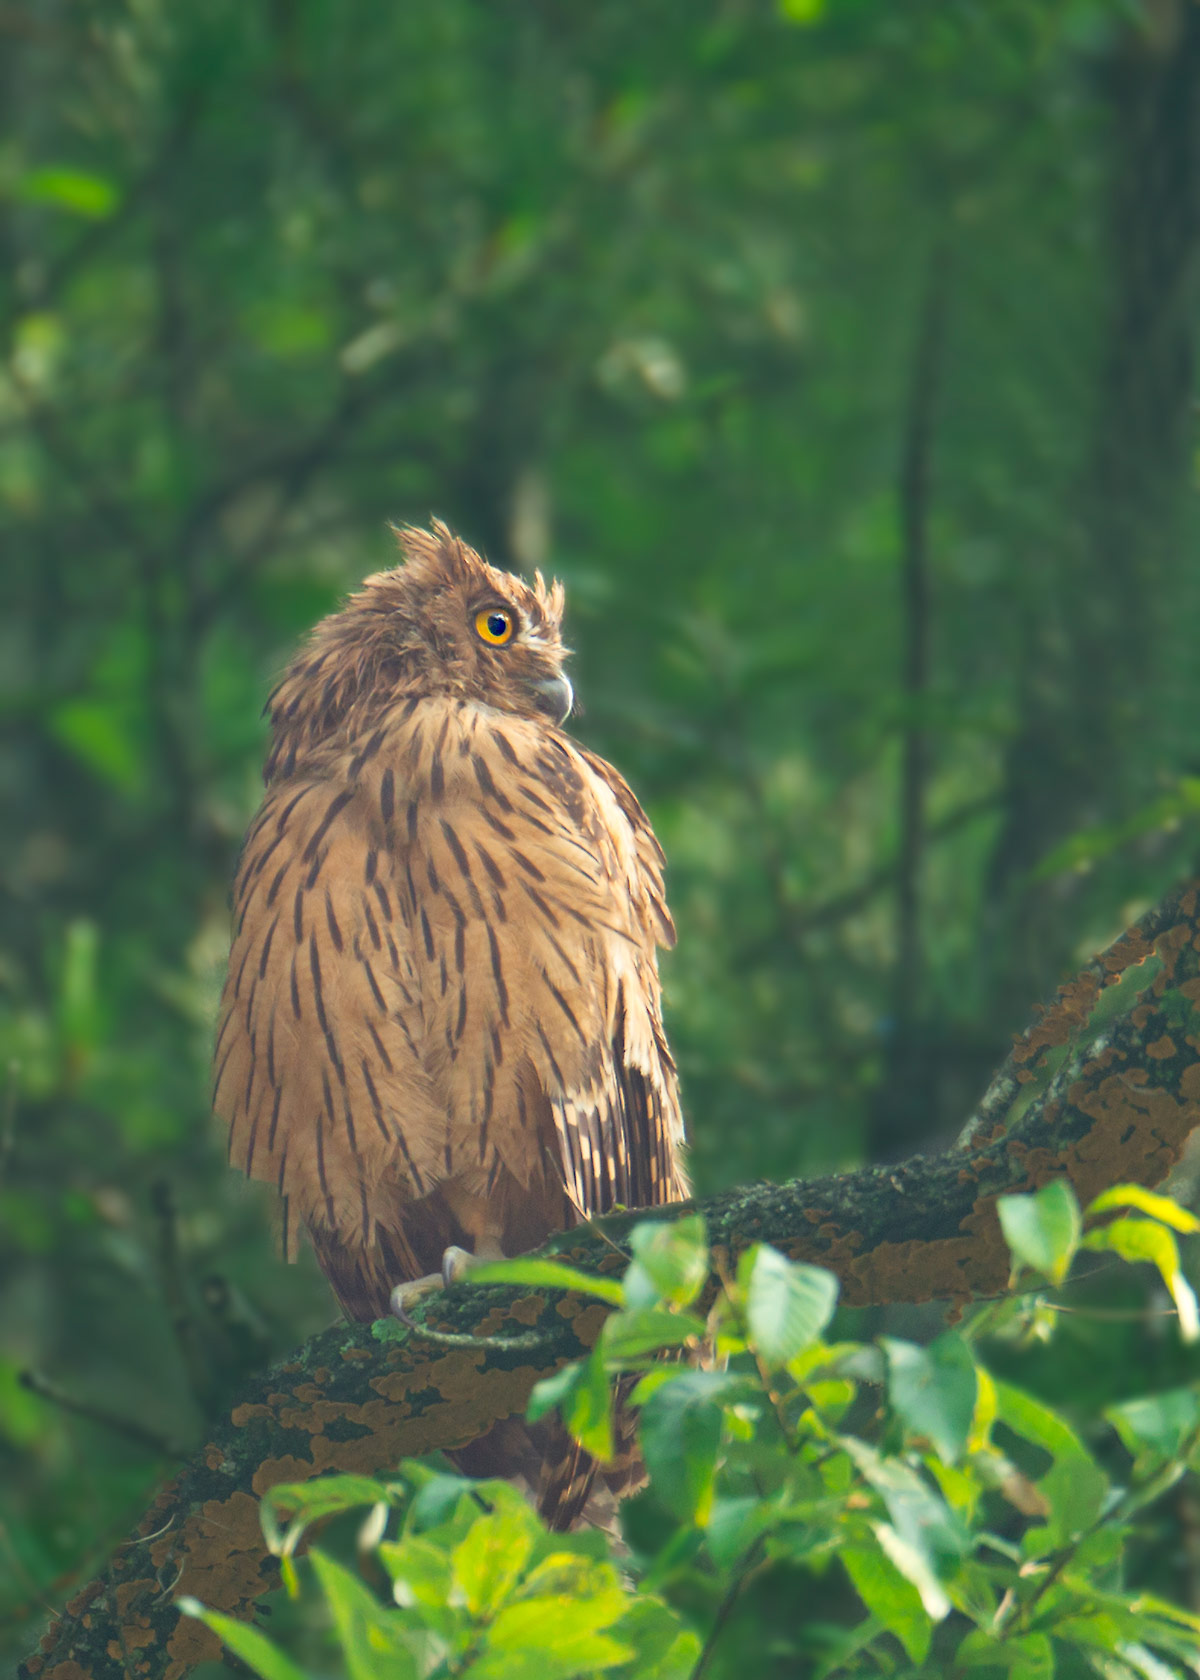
22,878,1200,1680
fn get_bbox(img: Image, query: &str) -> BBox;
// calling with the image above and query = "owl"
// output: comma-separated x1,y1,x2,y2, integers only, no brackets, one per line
213,522,688,1524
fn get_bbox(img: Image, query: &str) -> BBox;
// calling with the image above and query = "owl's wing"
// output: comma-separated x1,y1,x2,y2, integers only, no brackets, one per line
411,707,687,1221
213,772,443,1279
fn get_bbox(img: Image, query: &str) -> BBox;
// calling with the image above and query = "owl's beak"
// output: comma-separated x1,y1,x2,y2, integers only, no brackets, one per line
530,672,573,724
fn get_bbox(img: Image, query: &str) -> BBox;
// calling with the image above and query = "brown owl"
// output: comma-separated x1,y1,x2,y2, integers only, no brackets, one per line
213,521,688,1523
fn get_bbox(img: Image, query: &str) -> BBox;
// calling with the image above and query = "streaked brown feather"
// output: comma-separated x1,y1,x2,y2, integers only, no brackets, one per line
214,523,687,1528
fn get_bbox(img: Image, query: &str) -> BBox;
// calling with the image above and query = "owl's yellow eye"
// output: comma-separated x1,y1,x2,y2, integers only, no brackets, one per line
475,607,515,646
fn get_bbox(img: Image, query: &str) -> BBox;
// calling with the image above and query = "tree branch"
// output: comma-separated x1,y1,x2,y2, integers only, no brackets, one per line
21,878,1200,1680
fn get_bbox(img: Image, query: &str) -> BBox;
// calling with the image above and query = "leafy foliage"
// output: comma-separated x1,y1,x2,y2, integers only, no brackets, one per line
185,1187,1200,1678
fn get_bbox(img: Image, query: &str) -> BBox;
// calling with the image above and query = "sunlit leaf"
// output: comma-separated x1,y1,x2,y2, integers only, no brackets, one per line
1085,1218,1200,1342
450,1498,538,1617
1087,1184,1200,1233
470,1588,632,1680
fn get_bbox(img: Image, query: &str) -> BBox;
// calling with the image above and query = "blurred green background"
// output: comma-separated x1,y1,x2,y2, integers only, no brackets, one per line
4,0,1200,1661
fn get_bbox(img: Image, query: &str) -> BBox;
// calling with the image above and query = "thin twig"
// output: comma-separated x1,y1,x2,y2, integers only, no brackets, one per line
382,1307,557,1353
19,1370,186,1458
689,1537,768,1680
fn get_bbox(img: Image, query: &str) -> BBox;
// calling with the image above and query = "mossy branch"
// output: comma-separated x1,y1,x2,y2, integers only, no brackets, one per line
21,881,1200,1680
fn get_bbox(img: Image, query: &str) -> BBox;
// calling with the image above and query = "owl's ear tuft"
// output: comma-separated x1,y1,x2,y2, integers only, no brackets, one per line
533,570,566,624
389,520,479,584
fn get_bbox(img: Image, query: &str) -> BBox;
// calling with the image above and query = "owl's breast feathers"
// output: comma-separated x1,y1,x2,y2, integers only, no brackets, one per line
214,695,687,1313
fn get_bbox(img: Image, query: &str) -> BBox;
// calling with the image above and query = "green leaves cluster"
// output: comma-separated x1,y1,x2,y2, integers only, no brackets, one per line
185,1470,693,1680
184,1184,1200,1679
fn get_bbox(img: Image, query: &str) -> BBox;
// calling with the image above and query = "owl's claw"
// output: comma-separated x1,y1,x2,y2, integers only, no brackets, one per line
442,1245,475,1286
389,1273,443,1320
389,1246,480,1321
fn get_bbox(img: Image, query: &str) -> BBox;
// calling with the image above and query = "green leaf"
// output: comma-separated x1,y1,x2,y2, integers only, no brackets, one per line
841,1540,932,1662
882,1332,977,1466
451,1495,538,1619
778,0,826,23
1085,1218,1200,1341
1087,1184,1200,1233
639,1370,734,1524
993,1382,1108,1546
469,1589,633,1680
872,1523,951,1621
528,1360,588,1426
956,1628,1054,1678
705,1494,780,1572
19,166,119,218
309,1551,419,1680
378,1535,453,1610
1107,1387,1200,1470
49,698,145,793
624,1215,709,1308
404,1467,486,1534
539,1345,613,1461
177,1599,309,1680
601,1306,705,1361
997,1180,1081,1285
470,1257,624,1305
261,1474,396,1556
739,1245,839,1369
1112,1644,1186,1680
840,1437,968,1578
610,1598,701,1679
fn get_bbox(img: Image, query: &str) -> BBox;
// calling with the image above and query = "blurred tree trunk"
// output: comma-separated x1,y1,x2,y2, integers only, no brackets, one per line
984,0,1200,1029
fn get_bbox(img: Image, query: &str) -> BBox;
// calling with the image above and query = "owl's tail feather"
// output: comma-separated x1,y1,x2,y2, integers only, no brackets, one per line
535,1376,644,1533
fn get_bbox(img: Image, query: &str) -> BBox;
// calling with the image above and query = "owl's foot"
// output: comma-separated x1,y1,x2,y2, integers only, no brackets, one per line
388,1246,480,1320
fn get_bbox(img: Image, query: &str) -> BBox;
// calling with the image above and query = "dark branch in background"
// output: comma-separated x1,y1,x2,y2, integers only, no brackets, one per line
151,1181,216,1417
871,240,952,1156
0,94,208,341
894,241,950,1019
734,791,1001,967
21,880,1200,1680
17,1371,185,1461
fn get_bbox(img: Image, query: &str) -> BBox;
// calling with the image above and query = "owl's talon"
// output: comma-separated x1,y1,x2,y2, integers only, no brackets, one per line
389,1248,479,1322
442,1245,475,1286
389,1273,444,1320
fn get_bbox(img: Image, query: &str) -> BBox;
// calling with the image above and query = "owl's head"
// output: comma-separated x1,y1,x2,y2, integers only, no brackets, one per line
265,522,572,779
